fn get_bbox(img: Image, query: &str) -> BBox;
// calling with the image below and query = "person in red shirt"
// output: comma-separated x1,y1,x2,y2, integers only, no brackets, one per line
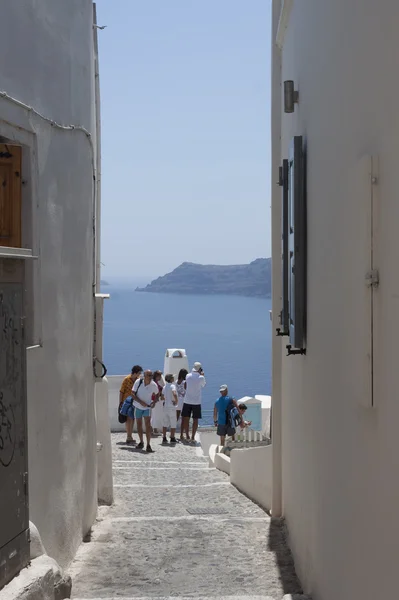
119,365,142,444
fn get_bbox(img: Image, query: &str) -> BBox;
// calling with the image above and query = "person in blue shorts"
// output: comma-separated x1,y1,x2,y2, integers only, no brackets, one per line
132,370,159,452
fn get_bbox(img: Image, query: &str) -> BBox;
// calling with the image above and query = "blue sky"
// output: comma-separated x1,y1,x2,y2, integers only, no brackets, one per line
96,0,271,280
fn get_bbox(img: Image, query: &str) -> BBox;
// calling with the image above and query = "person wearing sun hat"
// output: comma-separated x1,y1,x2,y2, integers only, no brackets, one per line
181,361,206,443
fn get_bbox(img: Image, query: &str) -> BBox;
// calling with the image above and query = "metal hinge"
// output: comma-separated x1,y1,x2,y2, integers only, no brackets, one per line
365,269,379,288
277,166,283,186
23,472,28,497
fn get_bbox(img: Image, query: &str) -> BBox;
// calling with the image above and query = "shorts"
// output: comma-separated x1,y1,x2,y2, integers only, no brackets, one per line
135,408,151,419
163,409,177,429
217,424,235,437
181,403,202,420
120,397,135,420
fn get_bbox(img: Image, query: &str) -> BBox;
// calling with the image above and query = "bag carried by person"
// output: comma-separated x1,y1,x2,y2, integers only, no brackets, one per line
226,402,241,431
118,407,128,424
118,378,143,423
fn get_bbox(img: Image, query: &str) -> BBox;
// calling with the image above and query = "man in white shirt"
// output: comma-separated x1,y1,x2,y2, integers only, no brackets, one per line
181,362,206,443
132,370,159,452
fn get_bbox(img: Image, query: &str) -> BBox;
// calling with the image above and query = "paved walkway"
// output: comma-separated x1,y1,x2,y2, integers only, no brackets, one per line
68,433,302,600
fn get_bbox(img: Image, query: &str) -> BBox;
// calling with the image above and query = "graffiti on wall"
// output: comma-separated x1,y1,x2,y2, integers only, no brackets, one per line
0,288,21,468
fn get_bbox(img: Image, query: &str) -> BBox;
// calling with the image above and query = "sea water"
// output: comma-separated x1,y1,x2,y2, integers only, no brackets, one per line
103,283,272,425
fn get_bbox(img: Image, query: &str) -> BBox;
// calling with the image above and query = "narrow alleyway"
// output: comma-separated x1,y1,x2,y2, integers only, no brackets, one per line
69,433,302,600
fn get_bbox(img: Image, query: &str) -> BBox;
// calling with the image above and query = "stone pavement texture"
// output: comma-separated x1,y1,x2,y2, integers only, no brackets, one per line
68,433,302,600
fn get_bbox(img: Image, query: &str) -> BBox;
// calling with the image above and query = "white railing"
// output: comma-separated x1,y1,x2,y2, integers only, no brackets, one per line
229,429,267,443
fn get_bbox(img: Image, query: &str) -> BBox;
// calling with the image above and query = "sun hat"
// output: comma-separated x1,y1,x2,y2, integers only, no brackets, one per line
219,384,228,392
193,362,202,371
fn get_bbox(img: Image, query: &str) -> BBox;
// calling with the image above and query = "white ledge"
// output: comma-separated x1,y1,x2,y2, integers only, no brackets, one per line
95,293,110,299
276,0,293,49
0,246,37,259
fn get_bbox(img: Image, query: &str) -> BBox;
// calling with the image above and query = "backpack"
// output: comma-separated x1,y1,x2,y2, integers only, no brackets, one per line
118,378,143,423
225,401,241,430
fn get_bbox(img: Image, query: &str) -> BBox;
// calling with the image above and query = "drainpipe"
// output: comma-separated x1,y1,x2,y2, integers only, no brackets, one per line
93,3,101,294
271,0,283,518
92,4,109,380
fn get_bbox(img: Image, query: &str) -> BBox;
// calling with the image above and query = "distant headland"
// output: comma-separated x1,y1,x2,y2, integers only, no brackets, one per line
135,258,271,298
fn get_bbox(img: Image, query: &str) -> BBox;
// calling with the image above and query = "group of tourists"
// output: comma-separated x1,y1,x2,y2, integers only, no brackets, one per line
119,362,206,452
119,361,251,453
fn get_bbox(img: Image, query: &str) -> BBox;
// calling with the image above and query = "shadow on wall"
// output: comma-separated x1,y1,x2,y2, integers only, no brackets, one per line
268,518,303,595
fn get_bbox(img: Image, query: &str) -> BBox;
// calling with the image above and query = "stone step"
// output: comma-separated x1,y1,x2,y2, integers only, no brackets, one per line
73,596,276,600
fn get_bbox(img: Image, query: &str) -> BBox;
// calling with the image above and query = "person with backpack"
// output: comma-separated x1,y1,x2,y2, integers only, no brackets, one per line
226,402,251,441
119,365,143,444
213,385,250,446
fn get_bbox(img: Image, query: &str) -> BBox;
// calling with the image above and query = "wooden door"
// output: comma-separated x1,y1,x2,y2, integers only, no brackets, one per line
0,145,22,248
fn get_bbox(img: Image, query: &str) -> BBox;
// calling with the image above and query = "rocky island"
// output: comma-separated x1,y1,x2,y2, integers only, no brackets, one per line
136,258,271,298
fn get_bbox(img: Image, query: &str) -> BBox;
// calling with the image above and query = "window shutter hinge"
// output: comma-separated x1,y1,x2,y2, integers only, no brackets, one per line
277,166,283,186
365,269,379,288
23,472,28,496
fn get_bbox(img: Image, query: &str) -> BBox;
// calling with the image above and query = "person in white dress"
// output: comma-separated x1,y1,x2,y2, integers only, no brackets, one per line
162,374,179,444
175,368,188,441
151,370,164,433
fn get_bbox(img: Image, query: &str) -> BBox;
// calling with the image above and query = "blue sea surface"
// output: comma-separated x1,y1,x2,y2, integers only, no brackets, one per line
103,283,272,423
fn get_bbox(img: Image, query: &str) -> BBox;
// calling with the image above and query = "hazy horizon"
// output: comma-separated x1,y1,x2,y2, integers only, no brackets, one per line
96,0,271,278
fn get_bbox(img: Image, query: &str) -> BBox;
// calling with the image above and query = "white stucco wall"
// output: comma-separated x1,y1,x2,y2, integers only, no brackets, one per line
0,1,99,568
273,1,399,599
230,446,272,512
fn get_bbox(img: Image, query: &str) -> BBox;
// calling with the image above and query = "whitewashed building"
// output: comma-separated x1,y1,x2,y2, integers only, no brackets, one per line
271,2,399,599
0,2,111,597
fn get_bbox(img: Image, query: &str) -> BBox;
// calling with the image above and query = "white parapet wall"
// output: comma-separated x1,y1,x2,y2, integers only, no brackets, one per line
214,451,231,475
199,431,219,458
95,378,113,505
255,394,271,438
230,445,272,512
107,375,126,432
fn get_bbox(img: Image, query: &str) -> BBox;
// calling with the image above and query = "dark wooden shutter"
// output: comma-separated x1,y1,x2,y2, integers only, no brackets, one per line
281,159,289,333
288,136,306,349
0,145,22,248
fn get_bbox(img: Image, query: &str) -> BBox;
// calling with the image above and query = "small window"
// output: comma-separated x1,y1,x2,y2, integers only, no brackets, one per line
287,136,307,349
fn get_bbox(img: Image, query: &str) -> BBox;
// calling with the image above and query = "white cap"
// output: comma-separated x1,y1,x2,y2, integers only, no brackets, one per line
193,362,202,372
219,384,228,392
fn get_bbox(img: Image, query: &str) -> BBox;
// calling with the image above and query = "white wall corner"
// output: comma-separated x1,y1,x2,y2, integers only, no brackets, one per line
276,0,293,49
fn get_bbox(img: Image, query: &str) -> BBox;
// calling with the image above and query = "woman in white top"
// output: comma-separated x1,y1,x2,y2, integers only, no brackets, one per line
175,368,188,441
150,370,164,433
